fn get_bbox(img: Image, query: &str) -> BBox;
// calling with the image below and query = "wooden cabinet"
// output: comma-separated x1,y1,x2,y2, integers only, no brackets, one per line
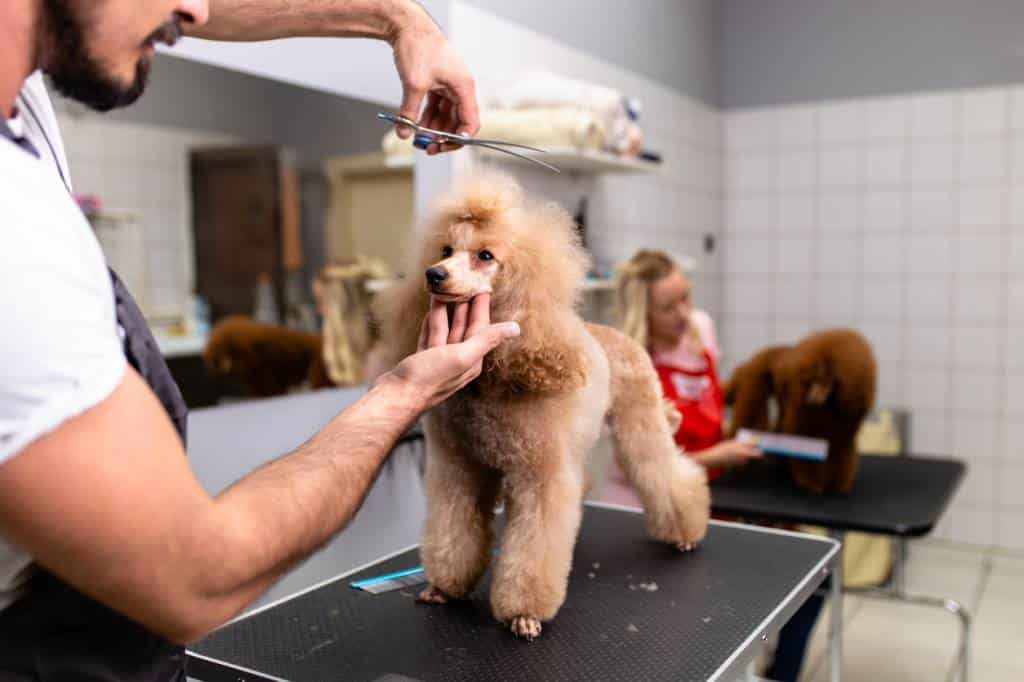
190,146,303,323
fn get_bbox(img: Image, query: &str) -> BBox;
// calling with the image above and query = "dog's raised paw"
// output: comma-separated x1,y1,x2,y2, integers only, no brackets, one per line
416,584,449,604
509,616,542,641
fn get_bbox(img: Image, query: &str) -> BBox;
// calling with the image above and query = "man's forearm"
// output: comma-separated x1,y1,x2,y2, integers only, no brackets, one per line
187,0,434,42
188,377,424,631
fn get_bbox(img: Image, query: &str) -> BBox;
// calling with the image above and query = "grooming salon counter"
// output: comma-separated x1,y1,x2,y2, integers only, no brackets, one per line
185,389,837,681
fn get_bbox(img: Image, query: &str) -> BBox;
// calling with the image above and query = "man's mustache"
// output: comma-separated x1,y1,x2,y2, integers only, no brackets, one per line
145,16,184,48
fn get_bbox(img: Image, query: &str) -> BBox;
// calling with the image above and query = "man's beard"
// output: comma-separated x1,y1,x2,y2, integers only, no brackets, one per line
40,1,182,112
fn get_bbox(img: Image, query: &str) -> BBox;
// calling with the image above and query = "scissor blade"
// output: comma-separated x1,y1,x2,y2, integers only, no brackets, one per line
465,138,548,154
376,112,560,172
471,141,561,173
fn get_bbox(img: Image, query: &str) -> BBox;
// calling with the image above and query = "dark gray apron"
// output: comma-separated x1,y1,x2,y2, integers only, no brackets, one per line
1,119,189,680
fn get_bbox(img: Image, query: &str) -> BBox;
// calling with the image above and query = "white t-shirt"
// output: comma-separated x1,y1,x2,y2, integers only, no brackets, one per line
16,71,73,191
0,76,125,610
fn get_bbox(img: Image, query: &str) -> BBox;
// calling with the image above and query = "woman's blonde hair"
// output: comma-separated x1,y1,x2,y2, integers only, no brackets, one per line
615,249,702,352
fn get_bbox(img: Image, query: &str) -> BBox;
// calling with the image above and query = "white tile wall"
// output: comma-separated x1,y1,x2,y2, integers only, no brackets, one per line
53,100,243,318
452,1,725,325
724,85,1024,550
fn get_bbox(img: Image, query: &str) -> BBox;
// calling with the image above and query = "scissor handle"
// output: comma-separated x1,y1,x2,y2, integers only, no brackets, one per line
376,112,560,172
377,113,468,145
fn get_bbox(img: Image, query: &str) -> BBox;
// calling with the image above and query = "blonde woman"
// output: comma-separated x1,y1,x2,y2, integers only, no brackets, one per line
603,250,760,506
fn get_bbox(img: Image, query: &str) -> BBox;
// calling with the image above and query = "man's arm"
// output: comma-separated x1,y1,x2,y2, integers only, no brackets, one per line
187,0,427,42
0,296,516,643
185,0,478,152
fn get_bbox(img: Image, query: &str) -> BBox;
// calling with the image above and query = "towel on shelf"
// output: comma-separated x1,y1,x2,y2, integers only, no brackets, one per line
487,70,644,157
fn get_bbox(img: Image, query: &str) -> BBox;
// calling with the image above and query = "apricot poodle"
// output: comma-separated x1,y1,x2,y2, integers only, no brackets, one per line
203,315,332,398
723,329,876,494
376,174,709,640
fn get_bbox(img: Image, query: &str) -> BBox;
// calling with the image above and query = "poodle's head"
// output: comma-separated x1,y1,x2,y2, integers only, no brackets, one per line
416,172,589,320
377,173,591,394
772,329,877,417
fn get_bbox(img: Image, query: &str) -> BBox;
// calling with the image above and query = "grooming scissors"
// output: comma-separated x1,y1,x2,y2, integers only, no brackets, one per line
377,112,561,174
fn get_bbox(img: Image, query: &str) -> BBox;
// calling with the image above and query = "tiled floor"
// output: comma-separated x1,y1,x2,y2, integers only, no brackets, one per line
793,540,1024,681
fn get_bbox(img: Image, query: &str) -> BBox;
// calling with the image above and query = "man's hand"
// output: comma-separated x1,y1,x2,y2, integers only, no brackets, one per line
390,6,480,155
382,294,519,409
186,1,481,156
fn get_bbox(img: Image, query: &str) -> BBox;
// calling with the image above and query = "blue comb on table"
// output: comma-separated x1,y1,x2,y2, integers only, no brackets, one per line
737,429,829,462
350,566,427,595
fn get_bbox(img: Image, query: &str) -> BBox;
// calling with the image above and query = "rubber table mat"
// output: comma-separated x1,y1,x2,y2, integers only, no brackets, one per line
188,505,835,682
710,454,965,536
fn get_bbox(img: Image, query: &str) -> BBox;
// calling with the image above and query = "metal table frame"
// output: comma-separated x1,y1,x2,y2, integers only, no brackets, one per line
842,535,970,682
710,456,968,682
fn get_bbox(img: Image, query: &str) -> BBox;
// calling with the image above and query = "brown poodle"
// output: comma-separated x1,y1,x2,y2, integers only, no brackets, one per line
723,329,876,494
376,174,709,640
203,315,332,398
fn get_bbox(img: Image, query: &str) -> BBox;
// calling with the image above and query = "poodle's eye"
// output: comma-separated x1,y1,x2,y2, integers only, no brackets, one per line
478,250,494,261
442,246,453,258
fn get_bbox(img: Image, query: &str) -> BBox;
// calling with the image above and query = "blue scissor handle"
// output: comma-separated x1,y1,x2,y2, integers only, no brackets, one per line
413,132,435,150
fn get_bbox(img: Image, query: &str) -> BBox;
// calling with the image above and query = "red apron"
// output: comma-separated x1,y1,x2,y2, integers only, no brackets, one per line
654,350,724,481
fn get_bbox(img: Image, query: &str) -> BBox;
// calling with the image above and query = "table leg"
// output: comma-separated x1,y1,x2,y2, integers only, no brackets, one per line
891,537,907,594
948,597,970,682
829,530,844,682
848,543,971,682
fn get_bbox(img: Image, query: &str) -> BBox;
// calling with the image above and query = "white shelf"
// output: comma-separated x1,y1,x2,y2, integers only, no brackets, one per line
472,146,661,174
366,277,614,294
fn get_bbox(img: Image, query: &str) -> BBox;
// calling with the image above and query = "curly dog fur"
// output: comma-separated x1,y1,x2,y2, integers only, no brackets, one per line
203,315,332,397
723,329,876,494
376,174,709,639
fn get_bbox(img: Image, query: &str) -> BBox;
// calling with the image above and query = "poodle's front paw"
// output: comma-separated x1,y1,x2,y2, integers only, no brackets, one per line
509,616,542,641
648,482,710,550
416,584,450,605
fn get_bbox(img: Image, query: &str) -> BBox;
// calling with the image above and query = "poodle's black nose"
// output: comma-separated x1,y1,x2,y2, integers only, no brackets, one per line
425,267,448,286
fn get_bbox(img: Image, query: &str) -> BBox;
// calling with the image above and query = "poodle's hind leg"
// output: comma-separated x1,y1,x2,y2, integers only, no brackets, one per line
418,436,501,604
490,462,584,640
608,398,710,550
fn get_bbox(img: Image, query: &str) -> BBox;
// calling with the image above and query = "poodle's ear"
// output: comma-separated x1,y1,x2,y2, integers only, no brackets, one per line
491,197,589,317
482,193,589,395
830,333,878,416
484,309,587,394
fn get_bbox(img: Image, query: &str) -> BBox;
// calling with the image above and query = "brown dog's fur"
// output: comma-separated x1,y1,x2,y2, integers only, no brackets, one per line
203,315,332,397
723,329,876,494
376,174,709,639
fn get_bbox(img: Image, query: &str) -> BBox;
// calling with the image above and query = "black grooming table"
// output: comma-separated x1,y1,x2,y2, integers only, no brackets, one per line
710,454,965,536
188,504,837,682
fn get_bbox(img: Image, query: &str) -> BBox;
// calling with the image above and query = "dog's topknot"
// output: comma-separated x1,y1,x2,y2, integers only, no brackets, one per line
433,171,524,229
